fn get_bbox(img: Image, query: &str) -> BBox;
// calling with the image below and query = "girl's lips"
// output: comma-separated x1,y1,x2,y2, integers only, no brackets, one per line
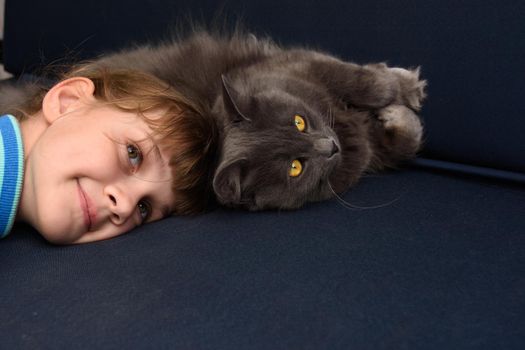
77,180,96,231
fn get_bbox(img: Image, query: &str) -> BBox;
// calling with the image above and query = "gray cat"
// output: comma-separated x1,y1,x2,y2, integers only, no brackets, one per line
1,31,426,210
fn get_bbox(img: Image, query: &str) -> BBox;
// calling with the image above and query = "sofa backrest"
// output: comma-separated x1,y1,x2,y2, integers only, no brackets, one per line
4,0,525,174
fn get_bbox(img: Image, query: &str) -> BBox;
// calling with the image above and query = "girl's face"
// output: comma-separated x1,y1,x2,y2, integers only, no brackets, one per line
19,104,175,244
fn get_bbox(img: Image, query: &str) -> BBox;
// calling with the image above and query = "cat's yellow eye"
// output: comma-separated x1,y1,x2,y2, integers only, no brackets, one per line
294,114,306,132
289,159,303,177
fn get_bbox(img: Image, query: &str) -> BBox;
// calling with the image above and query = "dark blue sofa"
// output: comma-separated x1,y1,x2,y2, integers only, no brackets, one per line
1,1,524,348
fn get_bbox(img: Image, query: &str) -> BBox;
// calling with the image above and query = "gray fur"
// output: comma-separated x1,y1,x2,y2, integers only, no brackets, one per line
0,31,426,210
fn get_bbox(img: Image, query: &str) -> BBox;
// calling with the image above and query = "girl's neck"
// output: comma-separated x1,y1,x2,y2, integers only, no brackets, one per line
19,111,47,160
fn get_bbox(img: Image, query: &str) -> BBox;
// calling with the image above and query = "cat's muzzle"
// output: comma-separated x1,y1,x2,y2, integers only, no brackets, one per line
314,137,340,158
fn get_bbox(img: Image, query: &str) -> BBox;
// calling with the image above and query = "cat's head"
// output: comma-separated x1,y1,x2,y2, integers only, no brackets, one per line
212,73,345,210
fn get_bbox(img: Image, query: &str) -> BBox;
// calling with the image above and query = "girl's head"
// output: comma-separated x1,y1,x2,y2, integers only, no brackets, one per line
14,64,217,244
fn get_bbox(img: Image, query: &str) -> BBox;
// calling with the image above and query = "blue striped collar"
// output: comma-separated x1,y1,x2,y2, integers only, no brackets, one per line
0,114,24,238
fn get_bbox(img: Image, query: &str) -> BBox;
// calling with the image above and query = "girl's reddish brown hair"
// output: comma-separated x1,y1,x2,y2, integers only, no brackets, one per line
17,64,218,215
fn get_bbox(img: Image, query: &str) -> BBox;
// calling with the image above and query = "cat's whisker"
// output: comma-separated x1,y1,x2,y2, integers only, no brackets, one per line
327,182,400,210
327,105,335,129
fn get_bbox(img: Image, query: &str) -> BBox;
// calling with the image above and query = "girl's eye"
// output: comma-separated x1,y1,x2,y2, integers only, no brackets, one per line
127,144,142,168
137,200,151,223
294,115,306,132
289,159,303,177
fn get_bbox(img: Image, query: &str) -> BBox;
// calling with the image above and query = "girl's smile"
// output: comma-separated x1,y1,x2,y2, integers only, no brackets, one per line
77,179,95,232
17,77,175,244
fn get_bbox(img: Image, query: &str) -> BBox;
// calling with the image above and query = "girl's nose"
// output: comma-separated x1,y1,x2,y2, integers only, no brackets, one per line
104,185,136,225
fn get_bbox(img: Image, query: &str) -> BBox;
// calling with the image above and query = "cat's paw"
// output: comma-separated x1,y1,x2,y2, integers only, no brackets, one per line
389,67,427,111
378,104,423,146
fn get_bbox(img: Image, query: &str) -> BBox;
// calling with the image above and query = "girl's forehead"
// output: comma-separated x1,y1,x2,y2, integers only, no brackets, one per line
103,109,155,138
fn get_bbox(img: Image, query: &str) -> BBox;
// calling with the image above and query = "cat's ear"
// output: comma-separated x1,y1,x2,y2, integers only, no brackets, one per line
221,74,251,123
213,160,243,205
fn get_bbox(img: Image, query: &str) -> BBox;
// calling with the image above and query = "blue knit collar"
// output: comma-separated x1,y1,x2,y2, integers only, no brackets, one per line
0,114,24,238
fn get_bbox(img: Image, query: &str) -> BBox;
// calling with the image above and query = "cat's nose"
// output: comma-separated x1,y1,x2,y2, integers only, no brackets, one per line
315,137,340,158
330,140,340,157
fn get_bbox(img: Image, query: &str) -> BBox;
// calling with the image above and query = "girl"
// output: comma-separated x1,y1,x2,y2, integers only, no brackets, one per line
0,64,217,244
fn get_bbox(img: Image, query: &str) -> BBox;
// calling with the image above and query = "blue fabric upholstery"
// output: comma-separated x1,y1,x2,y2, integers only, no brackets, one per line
1,168,524,348
1,0,524,348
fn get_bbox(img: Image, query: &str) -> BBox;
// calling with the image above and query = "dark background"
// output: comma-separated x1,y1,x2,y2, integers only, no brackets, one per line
4,0,525,174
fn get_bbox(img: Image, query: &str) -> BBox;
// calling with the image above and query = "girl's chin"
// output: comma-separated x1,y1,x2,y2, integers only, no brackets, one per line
36,221,83,244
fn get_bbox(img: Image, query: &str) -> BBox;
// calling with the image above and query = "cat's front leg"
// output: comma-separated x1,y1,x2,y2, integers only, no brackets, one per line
368,104,423,171
387,66,427,111
346,63,426,110
308,58,426,110
378,104,423,146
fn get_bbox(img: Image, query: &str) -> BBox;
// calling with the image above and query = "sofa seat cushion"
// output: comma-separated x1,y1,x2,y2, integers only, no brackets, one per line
1,167,523,349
